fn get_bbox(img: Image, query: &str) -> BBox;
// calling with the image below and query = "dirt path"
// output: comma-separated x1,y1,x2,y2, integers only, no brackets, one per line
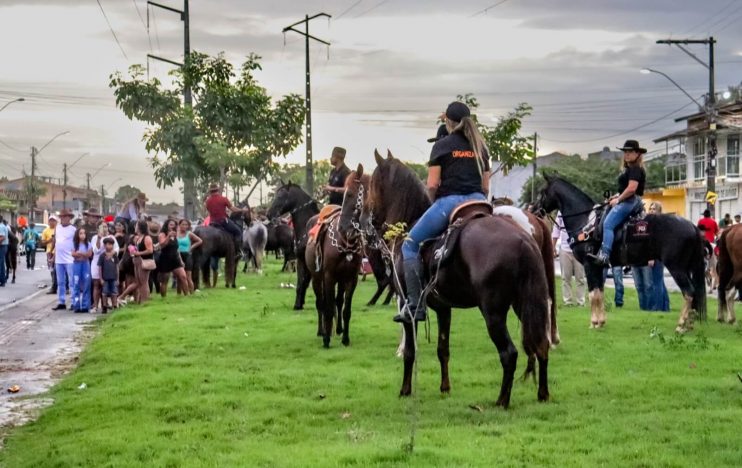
0,293,98,440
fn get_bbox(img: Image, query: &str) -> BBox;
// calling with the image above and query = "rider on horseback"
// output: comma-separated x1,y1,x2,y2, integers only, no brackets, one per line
205,183,249,253
589,139,647,266
393,101,491,323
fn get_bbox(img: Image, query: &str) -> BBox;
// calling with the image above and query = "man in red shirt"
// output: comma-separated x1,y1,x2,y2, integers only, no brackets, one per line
697,209,719,244
204,183,248,247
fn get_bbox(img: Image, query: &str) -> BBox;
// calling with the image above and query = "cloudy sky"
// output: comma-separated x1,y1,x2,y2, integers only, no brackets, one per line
1,0,741,205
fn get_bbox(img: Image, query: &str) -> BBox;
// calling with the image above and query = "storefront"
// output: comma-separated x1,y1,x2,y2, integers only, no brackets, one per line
687,183,741,222
641,187,686,216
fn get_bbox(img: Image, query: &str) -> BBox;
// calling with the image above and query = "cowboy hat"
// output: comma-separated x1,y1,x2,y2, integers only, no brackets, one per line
617,140,647,154
58,208,73,218
208,183,221,193
83,208,102,217
427,124,449,143
136,192,149,201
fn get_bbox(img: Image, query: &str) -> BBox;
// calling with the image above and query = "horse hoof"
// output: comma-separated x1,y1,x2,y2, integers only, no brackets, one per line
598,321,606,328
342,338,350,347
399,387,411,397
440,384,451,394
294,305,303,311
322,337,330,348
538,389,550,402
589,322,598,329
317,331,323,337
336,328,343,336
675,326,687,334
494,398,510,409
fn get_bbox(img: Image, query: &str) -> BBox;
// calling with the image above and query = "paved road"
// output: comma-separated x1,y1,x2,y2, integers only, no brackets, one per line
0,251,53,309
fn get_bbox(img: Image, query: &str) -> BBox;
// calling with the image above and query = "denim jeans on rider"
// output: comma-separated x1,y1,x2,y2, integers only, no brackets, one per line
401,192,487,260
212,218,242,245
600,196,642,256
72,260,91,311
632,265,654,311
55,263,74,305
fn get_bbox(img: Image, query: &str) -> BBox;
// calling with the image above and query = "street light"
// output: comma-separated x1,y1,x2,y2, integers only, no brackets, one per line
29,130,69,221
0,97,24,113
640,68,704,109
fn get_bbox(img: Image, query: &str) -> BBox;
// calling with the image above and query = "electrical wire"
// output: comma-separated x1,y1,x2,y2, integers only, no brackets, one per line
470,0,512,17
95,0,129,61
0,140,26,152
353,0,390,18
682,0,737,36
132,0,153,52
336,0,364,19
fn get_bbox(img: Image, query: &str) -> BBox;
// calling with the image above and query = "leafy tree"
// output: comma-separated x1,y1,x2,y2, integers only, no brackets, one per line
109,53,305,214
404,162,428,182
114,184,142,202
269,160,333,200
0,194,16,213
453,94,535,175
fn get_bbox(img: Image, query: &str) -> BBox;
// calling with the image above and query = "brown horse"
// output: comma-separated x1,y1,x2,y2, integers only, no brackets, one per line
306,164,370,347
715,225,740,324
492,205,560,345
368,150,551,408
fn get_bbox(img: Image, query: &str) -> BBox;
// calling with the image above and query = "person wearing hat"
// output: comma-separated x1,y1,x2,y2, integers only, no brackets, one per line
325,146,351,205
41,215,58,294
52,209,77,310
82,207,103,242
115,192,148,234
589,139,647,266
204,183,248,248
394,101,491,324
427,123,449,144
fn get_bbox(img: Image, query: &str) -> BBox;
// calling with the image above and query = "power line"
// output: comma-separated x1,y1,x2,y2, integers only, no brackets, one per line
132,0,153,52
539,101,694,144
0,140,25,152
336,0,364,19
470,0,512,17
353,0,390,18
682,0,737,35
95,0,129,61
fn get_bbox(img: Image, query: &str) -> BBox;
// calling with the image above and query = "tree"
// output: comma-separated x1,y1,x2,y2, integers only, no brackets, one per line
404,161,428,182
454,94,535,175
115,184,142,202
109,53,305,211
519,155,669,206
269,160,333,200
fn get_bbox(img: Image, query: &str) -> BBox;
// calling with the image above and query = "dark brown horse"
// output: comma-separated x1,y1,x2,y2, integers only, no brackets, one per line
191,211,246,289
306,165,370,347
369,151,551,408
715,224,740,324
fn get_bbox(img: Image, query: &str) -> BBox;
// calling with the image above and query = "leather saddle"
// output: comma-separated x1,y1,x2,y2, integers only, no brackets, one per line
308,205,341,243
594,202,652,264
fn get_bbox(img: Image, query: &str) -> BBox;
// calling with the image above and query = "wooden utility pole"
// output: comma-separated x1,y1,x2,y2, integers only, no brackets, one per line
63,163,68,210
29,146,37,222
531,132,538,203
147,0,195,220
282,13,331,196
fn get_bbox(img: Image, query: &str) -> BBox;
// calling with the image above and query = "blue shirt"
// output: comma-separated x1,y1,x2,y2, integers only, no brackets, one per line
0,223,9,246
23,229,40,248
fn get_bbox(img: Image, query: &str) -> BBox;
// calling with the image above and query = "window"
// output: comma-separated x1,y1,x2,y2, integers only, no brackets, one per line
693,138,706,157
666,162,687,184
728,135,740,177
693,154,706,181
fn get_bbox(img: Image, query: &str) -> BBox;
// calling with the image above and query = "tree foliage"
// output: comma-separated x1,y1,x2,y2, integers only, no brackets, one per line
114,184,142,202
455,94,534,175
519,155,668,206
269,161,333,201
109,53,305,198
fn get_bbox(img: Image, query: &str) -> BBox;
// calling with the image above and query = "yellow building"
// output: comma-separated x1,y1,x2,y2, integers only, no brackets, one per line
641,186,686,216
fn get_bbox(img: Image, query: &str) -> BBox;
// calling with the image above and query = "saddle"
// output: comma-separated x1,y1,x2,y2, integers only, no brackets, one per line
592,203,652,264
308,205,341,243
421,200,493,275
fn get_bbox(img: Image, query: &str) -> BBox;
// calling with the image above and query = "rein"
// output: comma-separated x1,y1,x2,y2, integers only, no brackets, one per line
290,198,319,215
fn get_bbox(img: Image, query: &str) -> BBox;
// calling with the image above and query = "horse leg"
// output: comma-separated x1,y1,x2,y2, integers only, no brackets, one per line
725,287,737,324
481,299,518,408
588,289,601,328
671,270,695,333
367,283,384,306
717,261,733,322
399,321,416,397
294,258,311,310
436,306,452,393
383,285,395,306
597,289,606,327
321,279,335,348
335,284,345,336
341,278,358,347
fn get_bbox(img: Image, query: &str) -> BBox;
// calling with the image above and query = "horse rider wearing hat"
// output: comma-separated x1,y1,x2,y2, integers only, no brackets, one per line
204,183,248,249
115,192,148,235
394,101,491,324
325,147,351,206
589,139,647,266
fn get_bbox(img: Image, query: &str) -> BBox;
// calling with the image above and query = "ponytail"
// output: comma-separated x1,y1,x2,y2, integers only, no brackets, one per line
452,116,488,176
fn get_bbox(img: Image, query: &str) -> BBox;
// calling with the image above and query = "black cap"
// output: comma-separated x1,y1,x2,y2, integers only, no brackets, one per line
445,101,471,123
427,124,449,143
102,237,115,244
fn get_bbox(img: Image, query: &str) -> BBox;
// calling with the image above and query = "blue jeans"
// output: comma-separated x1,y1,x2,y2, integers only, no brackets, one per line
402,193,486,260
611,266,624,306
72,261,91,310
212,219,242,245
0,244,7,285
601,196,642,255
632,265,654,311
650,261,670,312
56,263,74,305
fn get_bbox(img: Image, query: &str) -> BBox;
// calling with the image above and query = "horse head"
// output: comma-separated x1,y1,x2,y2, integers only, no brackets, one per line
369,148,430,230
267,181,312,220
338,164,370,237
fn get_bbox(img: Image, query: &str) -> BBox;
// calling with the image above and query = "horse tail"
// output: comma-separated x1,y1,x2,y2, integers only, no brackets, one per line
515,239,551,378
691,230,707,321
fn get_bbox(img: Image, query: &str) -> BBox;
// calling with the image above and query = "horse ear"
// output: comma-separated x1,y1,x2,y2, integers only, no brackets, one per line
356,163,363,177
374,149,384,166
386,149,394,161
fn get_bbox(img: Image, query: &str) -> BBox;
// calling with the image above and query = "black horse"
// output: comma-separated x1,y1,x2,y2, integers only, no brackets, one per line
267,182,320,310
364,233,395,306
192,211,247,289
533,173,706,332
265,219,295,272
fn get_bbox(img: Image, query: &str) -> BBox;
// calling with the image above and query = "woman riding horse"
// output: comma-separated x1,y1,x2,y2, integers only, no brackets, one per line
395,101,490,323
589,139,646,265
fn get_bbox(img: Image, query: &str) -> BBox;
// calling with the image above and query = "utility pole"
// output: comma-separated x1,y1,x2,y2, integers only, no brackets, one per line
282,13,331,196
63,164,68,210
147,0,195,220
656,37,716,214
29,146,37,222
86,173,92,210
100,184,106,213
531,132,538,203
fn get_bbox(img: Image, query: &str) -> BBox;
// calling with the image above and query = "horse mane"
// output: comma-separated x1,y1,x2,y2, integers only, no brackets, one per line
371,158,430,226
550,175,596,206
345,171,371,192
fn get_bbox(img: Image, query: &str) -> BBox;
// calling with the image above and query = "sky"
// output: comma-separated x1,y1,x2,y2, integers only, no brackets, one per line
1,0,741,205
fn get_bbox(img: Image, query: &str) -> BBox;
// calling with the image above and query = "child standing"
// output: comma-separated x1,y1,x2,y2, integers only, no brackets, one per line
71,227,93,313
98,237,120,313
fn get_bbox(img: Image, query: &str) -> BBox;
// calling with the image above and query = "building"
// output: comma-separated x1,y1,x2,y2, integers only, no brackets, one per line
489,151,570,203
654,98,742,221
0,177,101,220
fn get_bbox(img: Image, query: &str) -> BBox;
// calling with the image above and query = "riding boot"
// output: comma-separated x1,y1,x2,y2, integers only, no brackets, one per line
393,258,427,323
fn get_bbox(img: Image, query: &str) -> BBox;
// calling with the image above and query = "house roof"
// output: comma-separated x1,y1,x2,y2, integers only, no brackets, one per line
0,177,98,196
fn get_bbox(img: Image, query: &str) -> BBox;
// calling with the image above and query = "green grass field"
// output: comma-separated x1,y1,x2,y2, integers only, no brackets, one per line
1,258,741,467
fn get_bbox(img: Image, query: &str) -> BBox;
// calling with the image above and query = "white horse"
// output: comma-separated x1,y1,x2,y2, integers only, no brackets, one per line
242,220,268,274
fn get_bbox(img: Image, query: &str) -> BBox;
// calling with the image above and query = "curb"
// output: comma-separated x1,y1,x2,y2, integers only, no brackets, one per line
0,288,49,313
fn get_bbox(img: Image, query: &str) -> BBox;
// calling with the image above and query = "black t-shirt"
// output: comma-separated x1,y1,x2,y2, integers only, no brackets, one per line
429,132,490,199
97,252,119,281
328,163,351,205
617,165,646,196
